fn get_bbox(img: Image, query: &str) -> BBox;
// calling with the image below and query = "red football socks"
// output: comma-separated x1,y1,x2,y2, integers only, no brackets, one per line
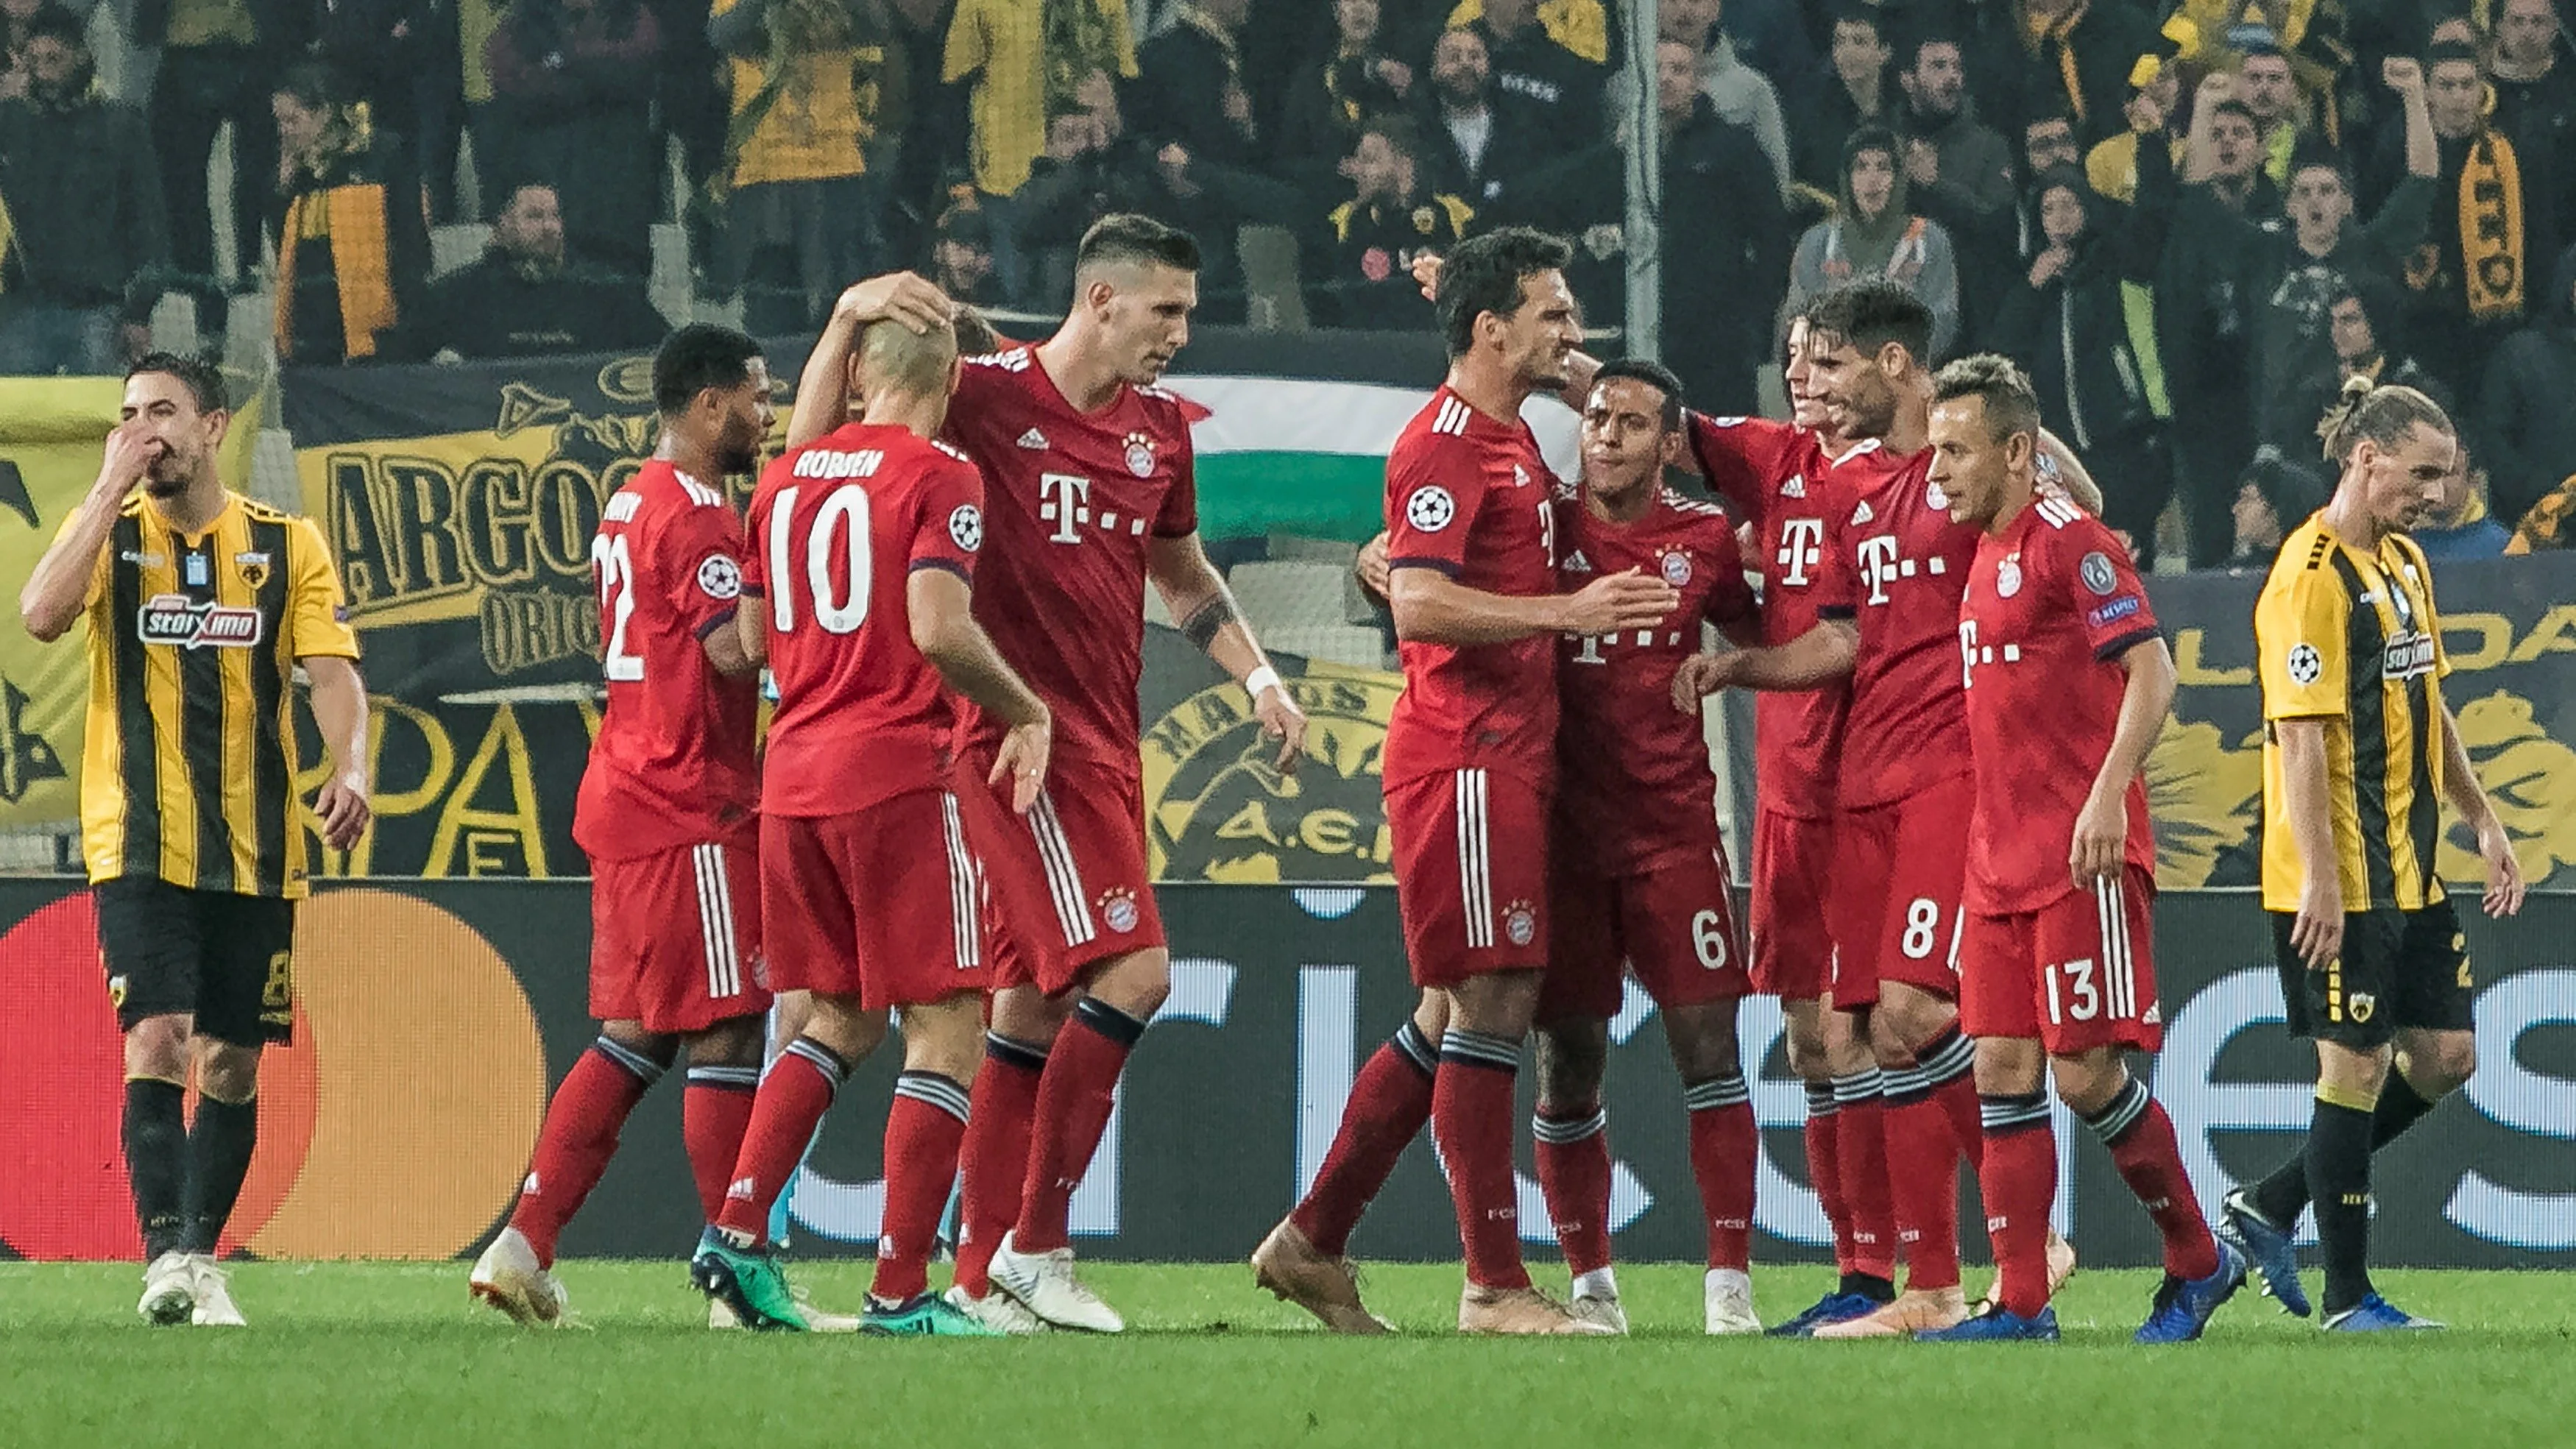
1435,1030,1532,1292
1831,1070,1899,1281
714,1039,843,1244
1978,1093,2058,1317
509,1038,661,1266
1803,1082,1852,1272
2087,1079,2221,1281
953,1032,1045,1297
1882,1084,1965,1292
1686,1074,1758,1272
682,1064,760,1224
870,1072,973,1303
1533,1102,1613,1278
1290,1021,1436,1258
1013,998,1147,1255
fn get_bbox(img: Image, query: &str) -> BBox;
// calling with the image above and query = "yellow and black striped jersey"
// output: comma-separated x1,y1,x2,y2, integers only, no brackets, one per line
70,490,360,897
2254,514,2447,913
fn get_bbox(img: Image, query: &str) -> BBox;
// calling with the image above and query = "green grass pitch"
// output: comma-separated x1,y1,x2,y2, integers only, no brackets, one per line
4,1261,2570,1447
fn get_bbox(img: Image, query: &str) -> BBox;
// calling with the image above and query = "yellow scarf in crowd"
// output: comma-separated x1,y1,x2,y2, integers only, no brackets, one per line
273,185,397,361
2025,0,2094,126
2460,131,2524,321
2505,474,2576,553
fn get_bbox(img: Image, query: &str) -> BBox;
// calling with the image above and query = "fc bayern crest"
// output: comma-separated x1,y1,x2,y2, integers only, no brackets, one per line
1660,550,1692,586
1995,556,2021,598
1503,901,1538,947
1925,479,1950,511
1123,433,1156,478
1100,888,1142,934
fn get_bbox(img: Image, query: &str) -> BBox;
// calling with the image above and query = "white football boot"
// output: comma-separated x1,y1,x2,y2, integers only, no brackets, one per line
988,1232,1124,1333
190,1256,247,1327
944,1284,1047,1334
1704,1268,1761,1335
470,1227,568,1325
138,1250,196,1325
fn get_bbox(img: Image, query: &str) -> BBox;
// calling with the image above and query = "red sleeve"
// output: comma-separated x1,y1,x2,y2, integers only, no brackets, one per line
1684,413,1802,524
2057,514,2159,659
655,496,750,641
1697,517,1758,627
1809,483,1858,620
1153,426,1200,537
910,453,986,583
1384,436,1487,577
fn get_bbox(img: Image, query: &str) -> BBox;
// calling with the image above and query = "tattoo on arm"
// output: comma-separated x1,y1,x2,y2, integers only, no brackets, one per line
1181,590,1245,651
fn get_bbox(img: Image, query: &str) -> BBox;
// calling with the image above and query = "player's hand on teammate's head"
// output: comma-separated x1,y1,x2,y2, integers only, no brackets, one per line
1560,567,1680,638
1252,675,1308,774
835,272,954,336
1410,251,1443,302
1669,651,1737,714
315,771,370,851
991,714,1053,815
2477,814,2527,918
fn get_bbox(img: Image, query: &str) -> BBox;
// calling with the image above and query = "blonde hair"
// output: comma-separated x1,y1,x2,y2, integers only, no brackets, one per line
856,317,959,400
2318,375,2451,464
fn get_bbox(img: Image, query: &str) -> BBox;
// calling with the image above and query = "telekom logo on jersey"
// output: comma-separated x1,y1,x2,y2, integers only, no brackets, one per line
1773,517,1825,586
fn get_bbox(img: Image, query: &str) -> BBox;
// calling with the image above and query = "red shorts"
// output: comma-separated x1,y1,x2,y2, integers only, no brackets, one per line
761,792,987,1010
1829,774,1971,1011
1962,865,2162,1055
957,749,1165,996
1540,848,1749,1024
590,839,771,1033
1387,766,1551,988
1749,805,1837,1000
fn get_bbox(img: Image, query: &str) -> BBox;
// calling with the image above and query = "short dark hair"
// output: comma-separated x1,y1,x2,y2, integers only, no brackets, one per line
1357,113,1424,163
1590,358,1685,430
1931,353,2041,444
2207,98,2259,130
952,304,1001,358
1906,32,1962,70
24,6,88,49
1436,225,1574,358
2024,106,2078,137
1843,123,1901,172
127,352,227,414
652,324,762,417
2427,39,2484,72
1075,213,1200,277
1805,280,1934,366
273,60,342,112
1830,4,1883,39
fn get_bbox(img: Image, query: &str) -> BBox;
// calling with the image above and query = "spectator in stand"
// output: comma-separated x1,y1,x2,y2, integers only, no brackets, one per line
1415,24,1542,213
2134,77,2281,564
1898,34,2014,219
396,181,665,358
2491,0,2576,252
270,61,430,364
2237,44,2311,187
1454,0,1606,144
1705,0,1811,97
484,0,662,278
2375,40,2563,413
1278,0,1414,189
708,0,880,333
930,202,1003,308
2011,107,2083,258
2020,0,2159,145
2479,241,2576,530
942,0,1138,305
2082,46,2184,202
0,7,166,374
1660,0,1791,198
2327,283,2435,395
310,0,461,219
1794,6,1892,194
2398,380,2513,559
1786,125,1959,357
1128,0,1259,167
1992,168,2169,560
2225,446,2330,567
146,0,297,302
644,0,727,274
1304,114,1466,327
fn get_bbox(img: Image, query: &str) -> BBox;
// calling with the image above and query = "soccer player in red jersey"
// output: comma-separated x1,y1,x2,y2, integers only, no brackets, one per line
880,217,1311,1333
1521,360,1766,1336
1257,228,1676,1336
1917,355,2246,1343
472,325,776,1326
686,315,1058,1334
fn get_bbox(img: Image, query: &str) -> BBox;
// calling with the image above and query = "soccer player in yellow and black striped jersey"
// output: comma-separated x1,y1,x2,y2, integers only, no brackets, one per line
18,353,370,1328
2215,378,2524,1332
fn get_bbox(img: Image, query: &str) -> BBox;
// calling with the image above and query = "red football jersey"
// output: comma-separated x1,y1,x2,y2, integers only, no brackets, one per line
743,422,986,818
1553,485,1757,875
940,347,1198,773
1684,413,1899,820
1382,387,1562,790
1961,496,2162,912
573,460,760,861
1811,447,1977,809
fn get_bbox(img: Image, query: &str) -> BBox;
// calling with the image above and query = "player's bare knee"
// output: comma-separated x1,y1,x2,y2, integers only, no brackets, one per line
800,993,888,1063
1086,947,1171,1021
1535,1018,1607,1110
1451,969,1543,1036
195,1040,261,1103
2045,1048,2127,1115
1410,989,1452,1043
899,993,987,1083
2317,1039,2394,1100
991,984,1069,1044
1865,1011,1919,1071
2399,1029,2477,1097
1877,985,1956,1056
1780,999,1828,1080
123,1015,191,1083
682,1017,762,1071
1660,1002,1741,1083
603,1020,682,1069
769,990,814,1046
1973,1036,2046,1097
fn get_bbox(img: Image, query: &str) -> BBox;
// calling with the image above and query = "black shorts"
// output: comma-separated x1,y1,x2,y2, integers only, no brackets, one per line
2271,897,2470,1049
96,876,297,1046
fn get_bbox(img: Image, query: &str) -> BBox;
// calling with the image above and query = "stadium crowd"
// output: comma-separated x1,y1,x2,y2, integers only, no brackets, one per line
0,0,2569,564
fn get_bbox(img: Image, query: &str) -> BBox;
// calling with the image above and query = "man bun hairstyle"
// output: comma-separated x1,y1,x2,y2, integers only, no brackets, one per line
652,323,763,417
1804,279,1935,371
2318,375,2452,464
1075,213,1201,278
127,352,228,415
1436,225,1574,359
1930,352,2042,444
1591,358,1685,431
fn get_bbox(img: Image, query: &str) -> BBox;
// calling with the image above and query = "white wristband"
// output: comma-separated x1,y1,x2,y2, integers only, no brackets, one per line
1244,665,1282,700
